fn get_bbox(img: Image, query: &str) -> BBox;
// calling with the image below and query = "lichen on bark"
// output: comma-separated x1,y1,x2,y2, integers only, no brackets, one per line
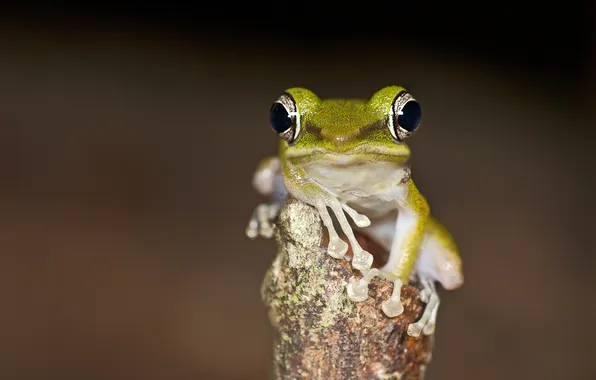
261,198,434,379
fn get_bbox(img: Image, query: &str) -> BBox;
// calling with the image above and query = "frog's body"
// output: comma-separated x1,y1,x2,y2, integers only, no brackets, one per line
247,86,463,337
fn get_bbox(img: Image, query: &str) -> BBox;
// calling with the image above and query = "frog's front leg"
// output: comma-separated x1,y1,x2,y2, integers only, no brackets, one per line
282,162,373,270
383,180,430,280
375,180,430,315
246,157,287,239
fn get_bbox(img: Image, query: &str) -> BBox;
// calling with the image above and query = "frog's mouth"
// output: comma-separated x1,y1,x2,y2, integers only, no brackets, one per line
286,145,410,167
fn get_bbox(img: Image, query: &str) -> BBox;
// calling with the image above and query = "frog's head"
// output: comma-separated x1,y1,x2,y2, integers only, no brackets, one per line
269,86,422,166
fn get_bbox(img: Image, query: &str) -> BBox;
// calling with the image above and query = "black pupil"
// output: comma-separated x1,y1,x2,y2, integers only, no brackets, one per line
397,100,422,132
270,103,293,133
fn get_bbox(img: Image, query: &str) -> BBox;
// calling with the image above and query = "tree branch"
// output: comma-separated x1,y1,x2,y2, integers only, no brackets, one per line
261,198,434,379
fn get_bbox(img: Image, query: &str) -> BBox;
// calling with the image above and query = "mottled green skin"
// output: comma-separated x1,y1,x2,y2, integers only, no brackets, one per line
280,86,410,165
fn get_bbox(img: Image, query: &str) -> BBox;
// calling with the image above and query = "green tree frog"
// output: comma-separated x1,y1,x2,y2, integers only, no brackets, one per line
246,86,463,337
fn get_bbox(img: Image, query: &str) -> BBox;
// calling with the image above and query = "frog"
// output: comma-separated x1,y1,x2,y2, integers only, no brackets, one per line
246,86,463,337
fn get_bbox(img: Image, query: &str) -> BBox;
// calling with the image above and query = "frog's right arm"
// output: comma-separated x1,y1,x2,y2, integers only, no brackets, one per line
245,156,286,239
252,156,285,201
280,159,374,271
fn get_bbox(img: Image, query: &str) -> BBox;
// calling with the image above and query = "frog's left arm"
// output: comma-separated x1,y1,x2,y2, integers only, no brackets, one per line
383,178,430,282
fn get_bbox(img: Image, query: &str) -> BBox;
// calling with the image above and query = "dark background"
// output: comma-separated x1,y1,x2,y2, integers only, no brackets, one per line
2,2,594,379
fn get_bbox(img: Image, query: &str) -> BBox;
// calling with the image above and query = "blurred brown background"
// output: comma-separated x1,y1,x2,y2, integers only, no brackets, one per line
1,2,594,380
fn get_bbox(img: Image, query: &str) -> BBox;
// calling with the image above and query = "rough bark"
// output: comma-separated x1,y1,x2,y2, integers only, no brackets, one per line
261,198,434,380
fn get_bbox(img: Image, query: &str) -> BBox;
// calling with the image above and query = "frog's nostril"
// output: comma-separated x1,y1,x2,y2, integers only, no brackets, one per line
328,137,355,152
332,134,351,145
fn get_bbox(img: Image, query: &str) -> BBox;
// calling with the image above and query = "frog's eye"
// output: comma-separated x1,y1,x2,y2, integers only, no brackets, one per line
389,91,422,140
269,93,300,143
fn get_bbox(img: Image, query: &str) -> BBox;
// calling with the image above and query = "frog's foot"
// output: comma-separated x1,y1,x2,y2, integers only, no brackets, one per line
318,197,373,273
315,201,349,259
340,203,371,228
381,278,404,317
347,268,380,302
315,198,372,269
407,278,440,337
245,202,282,239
